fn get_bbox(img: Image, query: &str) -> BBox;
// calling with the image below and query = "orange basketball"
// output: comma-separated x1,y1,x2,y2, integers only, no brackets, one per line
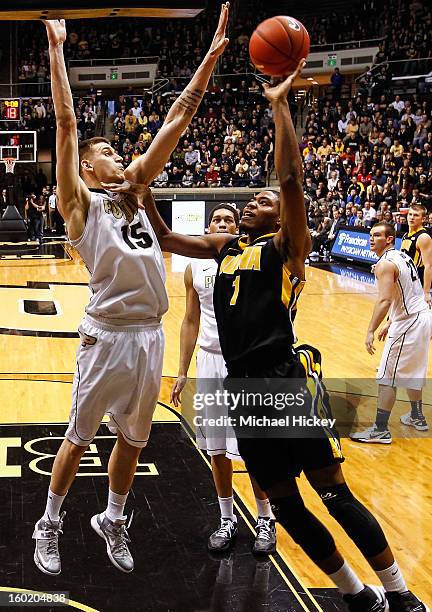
249,16,310,77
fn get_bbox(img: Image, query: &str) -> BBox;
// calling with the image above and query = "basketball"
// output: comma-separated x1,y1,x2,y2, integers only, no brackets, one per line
249,16,310,76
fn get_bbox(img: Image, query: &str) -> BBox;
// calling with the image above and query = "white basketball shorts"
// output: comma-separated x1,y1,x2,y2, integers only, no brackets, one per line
377,310,432,390
195,348,241,461
65,315,164,448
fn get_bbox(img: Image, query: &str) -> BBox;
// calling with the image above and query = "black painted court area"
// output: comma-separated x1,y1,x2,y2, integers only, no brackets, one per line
0,422,345,612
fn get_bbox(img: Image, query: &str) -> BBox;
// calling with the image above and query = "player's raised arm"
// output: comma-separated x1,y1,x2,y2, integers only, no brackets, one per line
45,19,90,239
262,60,311,266
101,181,232,257
124,2,230,185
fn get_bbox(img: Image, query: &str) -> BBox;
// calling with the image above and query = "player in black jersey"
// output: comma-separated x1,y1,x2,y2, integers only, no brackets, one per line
401,204,432,306
397,204,432,431
106,61,427,612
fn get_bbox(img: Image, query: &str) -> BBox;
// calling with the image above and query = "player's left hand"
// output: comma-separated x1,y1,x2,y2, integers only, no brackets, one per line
365,330,375,355
170,375,187,407
377,321,391,341
262,58,306,102
424,291,432,309
44,19,67,46
208,3,230,58
101,180,152,210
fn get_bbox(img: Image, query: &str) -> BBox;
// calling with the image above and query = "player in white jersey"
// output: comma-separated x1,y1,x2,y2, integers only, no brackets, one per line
351,222,432,444
33,8,230,576
170,205,276,555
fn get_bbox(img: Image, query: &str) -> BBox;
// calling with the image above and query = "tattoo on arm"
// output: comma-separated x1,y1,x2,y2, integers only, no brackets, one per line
177,88,204,113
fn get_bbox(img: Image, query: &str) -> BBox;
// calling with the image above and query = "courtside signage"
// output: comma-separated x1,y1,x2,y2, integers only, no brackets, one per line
331,227,402,265
172,201,205,235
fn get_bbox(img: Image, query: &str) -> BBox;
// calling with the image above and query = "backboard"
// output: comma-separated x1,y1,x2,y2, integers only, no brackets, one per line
0,131,37,163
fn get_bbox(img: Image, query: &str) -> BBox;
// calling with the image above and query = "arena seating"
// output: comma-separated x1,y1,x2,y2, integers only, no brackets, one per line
9,0,431,199
303,89,432,256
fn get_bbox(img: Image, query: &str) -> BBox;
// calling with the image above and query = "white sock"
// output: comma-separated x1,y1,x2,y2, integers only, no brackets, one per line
328,561,364,595
43,489,66,522
375,562,407,593
218,496,235,521
104,489,128,522
255,497,273,519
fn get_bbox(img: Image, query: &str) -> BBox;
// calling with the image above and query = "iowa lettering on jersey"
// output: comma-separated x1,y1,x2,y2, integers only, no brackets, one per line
219,246,262,275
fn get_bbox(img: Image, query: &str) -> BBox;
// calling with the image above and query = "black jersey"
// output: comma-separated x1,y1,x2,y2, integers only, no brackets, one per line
213,233,305,365
401,227,428,285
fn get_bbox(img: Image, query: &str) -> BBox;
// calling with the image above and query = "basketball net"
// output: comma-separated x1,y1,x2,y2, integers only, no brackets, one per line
4,158,16,174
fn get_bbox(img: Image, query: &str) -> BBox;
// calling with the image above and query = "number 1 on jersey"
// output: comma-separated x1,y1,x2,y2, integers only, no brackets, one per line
230,276,240,305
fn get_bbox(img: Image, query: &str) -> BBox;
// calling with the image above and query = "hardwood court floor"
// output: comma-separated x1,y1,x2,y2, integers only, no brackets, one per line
0,242,431,605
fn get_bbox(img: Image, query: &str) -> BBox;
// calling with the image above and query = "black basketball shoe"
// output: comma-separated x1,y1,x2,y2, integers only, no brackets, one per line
386,590,430,612
343,585,388,612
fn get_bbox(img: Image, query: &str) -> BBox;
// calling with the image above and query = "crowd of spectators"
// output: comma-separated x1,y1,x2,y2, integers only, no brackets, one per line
9,0,432,205
10,96,99,143
0,181,63,245
357,0,432,91
110,87,277,188
23,184,63,244
301,91,432,255
16,0,417,93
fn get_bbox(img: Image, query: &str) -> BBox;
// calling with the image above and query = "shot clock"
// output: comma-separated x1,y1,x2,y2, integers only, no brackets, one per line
0,99,21,121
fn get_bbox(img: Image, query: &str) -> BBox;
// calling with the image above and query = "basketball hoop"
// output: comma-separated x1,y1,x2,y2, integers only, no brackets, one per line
3,158,16,174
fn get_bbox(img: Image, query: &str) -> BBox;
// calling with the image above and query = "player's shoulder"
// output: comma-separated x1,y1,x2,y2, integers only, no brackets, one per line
218,234,242,257
416,230,432,245
375,259,397,283
376,250,399,270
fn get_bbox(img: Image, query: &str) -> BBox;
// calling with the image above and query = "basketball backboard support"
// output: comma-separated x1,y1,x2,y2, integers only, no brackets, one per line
0,131,37,163
0,1,204,19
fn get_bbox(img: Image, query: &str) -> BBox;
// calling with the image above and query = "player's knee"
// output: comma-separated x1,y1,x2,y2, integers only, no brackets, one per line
63,439,88,460
319,483,388,557
271,494,336,562
116,432,141,453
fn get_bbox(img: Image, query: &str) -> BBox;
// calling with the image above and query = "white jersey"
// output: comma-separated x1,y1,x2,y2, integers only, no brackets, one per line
378,248,428,322
190,258,221,352
70,190,168,323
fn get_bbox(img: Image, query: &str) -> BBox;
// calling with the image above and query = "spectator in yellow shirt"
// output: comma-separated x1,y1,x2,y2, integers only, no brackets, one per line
303,141,316,158
317,138,334,159
334,138,344,154
390,138,404,159
138,127,152,146
125,109,138,135
138,111,148,128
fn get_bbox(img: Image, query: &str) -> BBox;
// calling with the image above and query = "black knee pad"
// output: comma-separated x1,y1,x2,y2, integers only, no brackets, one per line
271,494,336,563
319,483,388,558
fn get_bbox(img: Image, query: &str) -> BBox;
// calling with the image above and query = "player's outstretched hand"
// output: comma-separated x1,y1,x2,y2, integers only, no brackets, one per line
208,2,230,58
101,180,153,210
170,376,187,407
424,291,432,309
365,330,376,355
44,19,67,46
262,58,306,102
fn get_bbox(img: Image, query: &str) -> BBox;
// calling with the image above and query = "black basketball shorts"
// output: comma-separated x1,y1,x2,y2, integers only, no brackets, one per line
225,344,344,491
